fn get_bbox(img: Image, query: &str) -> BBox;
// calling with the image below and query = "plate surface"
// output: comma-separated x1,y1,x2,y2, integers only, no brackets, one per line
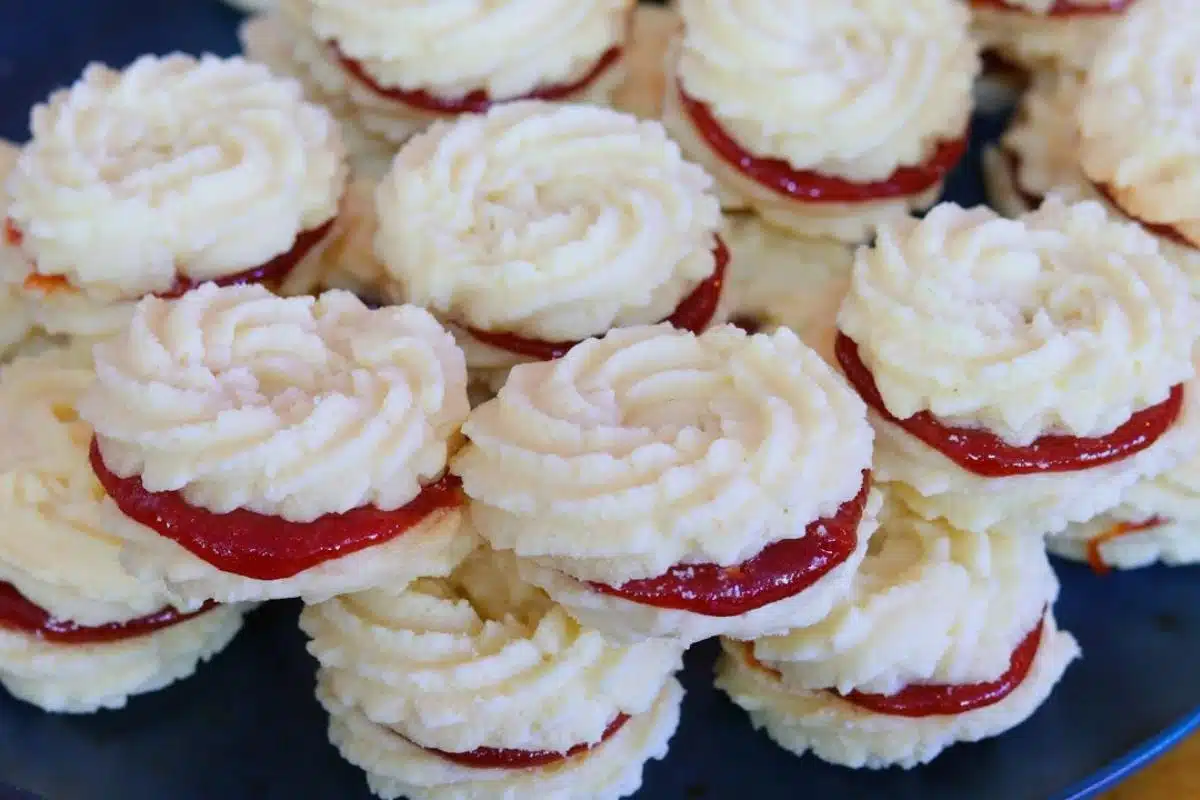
1,3,1199,799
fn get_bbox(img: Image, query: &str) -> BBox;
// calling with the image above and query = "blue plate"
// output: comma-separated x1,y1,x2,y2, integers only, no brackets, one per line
1,3,1199,799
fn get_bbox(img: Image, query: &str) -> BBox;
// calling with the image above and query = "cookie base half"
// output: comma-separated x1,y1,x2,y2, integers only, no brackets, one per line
0,602,245,714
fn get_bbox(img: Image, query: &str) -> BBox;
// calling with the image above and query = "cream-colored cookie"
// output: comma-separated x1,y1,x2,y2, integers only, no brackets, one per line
302,547,683,754
983,71,1088,217
662,0,977,242
839,200,1200,536
79,284,475,605
312,177,388,299
283,0,630,145
751,491,1058,695
375,101,723,383
717,618,1079,769
984,69,1200,294
610,4,679,120
318,677,682,800
970,0,1134,74
1079,1,1200,252
1048,432,1200,569
238,9,397,178
0,139,37,358
307,0,631,100
716,214,854,360
5,53,345,326
455,323,877,643
0,344,247,713
0,602,245,714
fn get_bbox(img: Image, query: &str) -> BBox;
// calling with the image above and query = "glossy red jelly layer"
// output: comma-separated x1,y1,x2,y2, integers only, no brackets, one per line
8,216,334,298
589,472,870,616
90,439,463,581
336,45,622,115
835,332,1184,478
838,617,1045,717
0,581,216,644
466,236,730,361
971,0,1134,16
424,713,630,769
1093,182,1196,250
678,83,967,204
1087,517,1165,575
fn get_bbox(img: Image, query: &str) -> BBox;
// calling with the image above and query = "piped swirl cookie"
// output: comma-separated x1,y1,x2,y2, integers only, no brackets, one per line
718,491,1079,769
281,0,632,145
374,101,725,390
662,0,978,242
835,199,1200,536
302,547,683,800
0,344,246,713
454,323,879,644
1078,1,1200,277
984,68,1200,294
968,0,1138,75
4,54,346,338
78,283,476,606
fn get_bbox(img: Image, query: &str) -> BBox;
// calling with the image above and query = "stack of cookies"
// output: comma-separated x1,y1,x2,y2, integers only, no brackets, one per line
3,1,1199,798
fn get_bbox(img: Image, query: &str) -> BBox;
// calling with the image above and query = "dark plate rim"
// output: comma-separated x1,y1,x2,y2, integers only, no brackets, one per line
1059,706,1200,799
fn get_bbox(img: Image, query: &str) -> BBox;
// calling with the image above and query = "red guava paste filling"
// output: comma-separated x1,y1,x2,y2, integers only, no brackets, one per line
1086,516,1166,575
89,439,464,582
6,216,335,298
835,332,1184,478
836,617,1046,717
465,237,730,361
677,82,968,204
0,581,217,645
1093,182,1196,251
587,471,870,617
971,0,1135,16
335,45,622,115
420,713,630,769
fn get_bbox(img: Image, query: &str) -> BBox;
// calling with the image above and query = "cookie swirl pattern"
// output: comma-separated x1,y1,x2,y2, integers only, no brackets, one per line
838,199,1198,446
675,0,976,181
751,493,1057,696
81,284,469,523
454,323,873,584
0,345,175,625
6,54,345,296
302,548,683,753
1079,0,1200,248
375,102,721,342
307,0,630,99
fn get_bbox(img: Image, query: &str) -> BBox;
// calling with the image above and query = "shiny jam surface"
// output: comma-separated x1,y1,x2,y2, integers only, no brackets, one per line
835,332,1184,478
678,83,967,204
1087,517,1166,574
0,581,216,644
335,45,622,115
1093,183,1196,250
422,714,630,769
89,439,463,581
589,472,870,616
971,0,1135,16
466,236,730,361
837,617,1046,717
8,216,334,297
